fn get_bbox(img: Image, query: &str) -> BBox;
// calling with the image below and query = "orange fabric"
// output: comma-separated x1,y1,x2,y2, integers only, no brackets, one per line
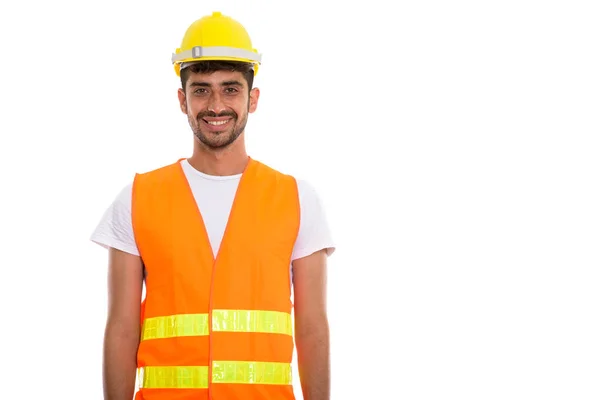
131,157,300,400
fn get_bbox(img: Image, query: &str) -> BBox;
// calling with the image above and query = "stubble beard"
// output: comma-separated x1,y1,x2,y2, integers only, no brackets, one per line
190,109,248,150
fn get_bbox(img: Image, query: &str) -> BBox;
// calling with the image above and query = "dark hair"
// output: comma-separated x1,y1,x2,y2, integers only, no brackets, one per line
180,60,255,93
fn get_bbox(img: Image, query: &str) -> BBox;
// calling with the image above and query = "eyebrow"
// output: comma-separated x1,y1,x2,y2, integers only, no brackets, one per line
189,80,244,88
222,80,243,87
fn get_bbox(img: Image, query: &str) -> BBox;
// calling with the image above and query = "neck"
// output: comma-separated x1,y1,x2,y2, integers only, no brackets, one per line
188,134,249,176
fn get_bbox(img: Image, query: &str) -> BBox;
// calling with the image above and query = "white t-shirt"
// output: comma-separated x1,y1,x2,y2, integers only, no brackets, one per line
90,159,335,283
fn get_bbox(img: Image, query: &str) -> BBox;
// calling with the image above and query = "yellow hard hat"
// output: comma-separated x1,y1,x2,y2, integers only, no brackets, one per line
172,11,261,77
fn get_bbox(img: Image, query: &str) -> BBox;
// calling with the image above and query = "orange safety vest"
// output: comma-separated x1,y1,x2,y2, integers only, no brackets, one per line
131,157,300,400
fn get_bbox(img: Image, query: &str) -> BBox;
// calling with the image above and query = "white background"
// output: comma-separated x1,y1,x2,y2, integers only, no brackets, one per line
0,0,599,399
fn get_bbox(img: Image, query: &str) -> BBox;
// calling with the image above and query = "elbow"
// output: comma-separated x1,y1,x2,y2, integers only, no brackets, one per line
104,318,140,345
295,315,330,341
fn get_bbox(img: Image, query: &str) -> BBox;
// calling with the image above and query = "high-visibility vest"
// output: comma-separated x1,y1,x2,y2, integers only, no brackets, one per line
131,157,300,400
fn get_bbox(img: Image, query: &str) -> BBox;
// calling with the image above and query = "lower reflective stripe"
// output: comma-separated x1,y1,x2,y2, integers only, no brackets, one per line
139,366,209,389
212,361,293,385
141,310,292,340
142,314,209,340
212,310,293,335
139,362,292,388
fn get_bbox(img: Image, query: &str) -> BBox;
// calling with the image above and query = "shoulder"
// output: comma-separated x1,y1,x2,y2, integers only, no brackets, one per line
137,159,183,175
133,160,183,189
251,158,325,206
291,177,336,259
89,180,139,255
251,159,301,200
295,178,319,201
116,181,134,204
295,178,329,229
252,158,296,181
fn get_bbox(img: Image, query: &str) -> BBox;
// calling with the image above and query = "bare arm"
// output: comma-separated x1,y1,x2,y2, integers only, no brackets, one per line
292,249,330,400
103,247,144,400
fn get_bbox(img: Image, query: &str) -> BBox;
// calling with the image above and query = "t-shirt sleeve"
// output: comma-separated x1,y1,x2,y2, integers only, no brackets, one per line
291,178,336,261
89,182,140,256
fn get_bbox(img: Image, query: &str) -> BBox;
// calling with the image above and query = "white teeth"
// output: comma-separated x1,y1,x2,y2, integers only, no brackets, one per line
207,120,229,126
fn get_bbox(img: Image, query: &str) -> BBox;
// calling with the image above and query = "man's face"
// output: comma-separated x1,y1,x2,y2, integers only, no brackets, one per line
178,69,259,150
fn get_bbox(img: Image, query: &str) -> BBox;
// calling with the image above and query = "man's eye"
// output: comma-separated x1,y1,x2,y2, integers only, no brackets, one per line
225,88,238,93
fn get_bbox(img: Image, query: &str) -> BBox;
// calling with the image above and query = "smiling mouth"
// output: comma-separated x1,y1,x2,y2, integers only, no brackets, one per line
202,118,233,127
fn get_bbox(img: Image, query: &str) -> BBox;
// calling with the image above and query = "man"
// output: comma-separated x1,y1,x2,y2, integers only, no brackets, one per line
90,11,335,400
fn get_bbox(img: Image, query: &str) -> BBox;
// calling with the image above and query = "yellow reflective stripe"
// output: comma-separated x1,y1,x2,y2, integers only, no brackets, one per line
212,310,293,335
212,361,293,385
138,362,292,388
139,366,209,388
141,310,292,340
142,314,209,340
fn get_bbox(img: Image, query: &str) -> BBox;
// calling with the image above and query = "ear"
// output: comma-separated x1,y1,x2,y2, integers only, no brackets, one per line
177,88,187,114
248,87,260,113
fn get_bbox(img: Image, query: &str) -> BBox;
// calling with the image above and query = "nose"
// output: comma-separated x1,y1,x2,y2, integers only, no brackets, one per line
207,91,227,115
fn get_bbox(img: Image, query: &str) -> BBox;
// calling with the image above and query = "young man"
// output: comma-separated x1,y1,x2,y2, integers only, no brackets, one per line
90,11,335,400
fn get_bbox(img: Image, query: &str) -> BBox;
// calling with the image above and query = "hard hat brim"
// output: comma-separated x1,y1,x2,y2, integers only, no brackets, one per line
172,46,261,77
172,46,261,64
